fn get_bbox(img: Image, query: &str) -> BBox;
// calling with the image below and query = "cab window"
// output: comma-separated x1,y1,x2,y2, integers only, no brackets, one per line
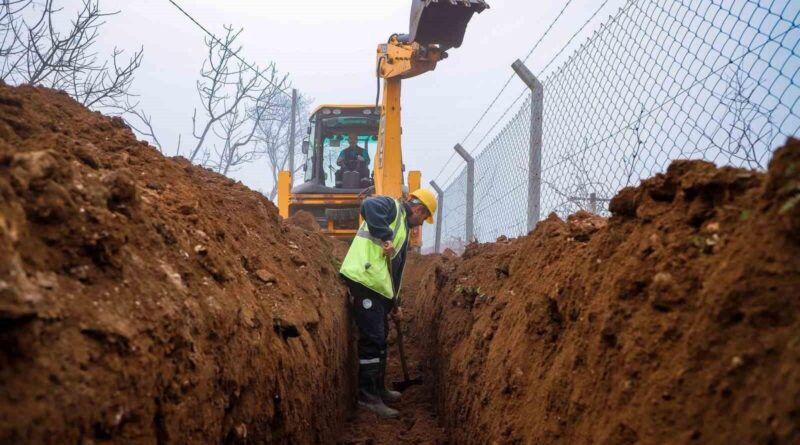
313,114,379,188
320,134,378,188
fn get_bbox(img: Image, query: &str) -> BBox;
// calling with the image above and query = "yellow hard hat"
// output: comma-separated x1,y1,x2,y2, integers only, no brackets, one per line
410,188,437,224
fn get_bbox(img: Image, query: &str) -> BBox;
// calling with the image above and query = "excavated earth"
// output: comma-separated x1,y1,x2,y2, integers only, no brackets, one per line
0,84,354,443
2,83,799,445
406,139,800,444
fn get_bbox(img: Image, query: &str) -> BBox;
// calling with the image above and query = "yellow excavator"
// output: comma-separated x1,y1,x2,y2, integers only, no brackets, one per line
278,0,489,242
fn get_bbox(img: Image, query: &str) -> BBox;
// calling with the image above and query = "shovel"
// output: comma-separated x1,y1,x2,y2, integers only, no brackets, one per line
392,318,423,392
386,254,424,392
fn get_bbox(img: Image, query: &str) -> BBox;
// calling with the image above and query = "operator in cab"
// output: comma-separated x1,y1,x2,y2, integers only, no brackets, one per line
336,132,371,183
339,189,438,419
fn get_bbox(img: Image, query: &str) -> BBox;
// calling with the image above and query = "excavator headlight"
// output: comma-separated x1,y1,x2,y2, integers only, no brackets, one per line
322,109,331,115
332,109,342,115
362,109,372,115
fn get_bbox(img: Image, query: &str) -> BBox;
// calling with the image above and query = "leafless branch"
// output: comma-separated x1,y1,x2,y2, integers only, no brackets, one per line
255,90,311,199
101,98,165,151
712,67,774,170
0,0,143,111
187,25,290,169
625,103,646,186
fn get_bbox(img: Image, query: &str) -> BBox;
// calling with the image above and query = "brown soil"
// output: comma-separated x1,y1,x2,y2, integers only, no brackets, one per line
3,82,798,445
0,84,353,443
405,140,800,444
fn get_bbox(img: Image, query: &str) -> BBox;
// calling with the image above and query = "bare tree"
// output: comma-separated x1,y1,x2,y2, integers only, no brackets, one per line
256,91,310,199
0,1,32,59
187,25,289,171
714,67,774,169
210,73,286,175
544,138,613,217
0,0,143,109
625,103,646,186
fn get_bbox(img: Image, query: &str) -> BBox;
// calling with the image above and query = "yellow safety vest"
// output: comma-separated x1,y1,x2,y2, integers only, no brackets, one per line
340,199,408,299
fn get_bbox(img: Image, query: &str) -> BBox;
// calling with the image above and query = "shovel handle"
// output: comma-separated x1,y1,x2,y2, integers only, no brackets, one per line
394,319,411,381
386,256,411,380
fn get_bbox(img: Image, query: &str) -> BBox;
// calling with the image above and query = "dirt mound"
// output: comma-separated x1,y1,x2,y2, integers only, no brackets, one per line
0,84,352,443
408,141,800,444
288,209,321,232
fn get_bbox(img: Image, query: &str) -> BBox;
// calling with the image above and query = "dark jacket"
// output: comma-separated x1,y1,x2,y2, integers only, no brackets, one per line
338,145,370,165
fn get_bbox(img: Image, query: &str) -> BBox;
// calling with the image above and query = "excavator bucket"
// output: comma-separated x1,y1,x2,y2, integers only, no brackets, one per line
409,0,489,50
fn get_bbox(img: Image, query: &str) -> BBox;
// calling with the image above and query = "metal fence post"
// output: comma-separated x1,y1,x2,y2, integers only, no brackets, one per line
430,180,444,253
512,59,543,232
453,143,474,242
288,88,298,184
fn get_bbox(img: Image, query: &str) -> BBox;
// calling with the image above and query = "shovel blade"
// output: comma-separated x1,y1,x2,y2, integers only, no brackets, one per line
409,0,489,50
392,376,424,392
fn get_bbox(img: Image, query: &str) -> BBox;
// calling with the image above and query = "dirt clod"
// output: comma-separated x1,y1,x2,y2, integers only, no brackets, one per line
288,209,321,232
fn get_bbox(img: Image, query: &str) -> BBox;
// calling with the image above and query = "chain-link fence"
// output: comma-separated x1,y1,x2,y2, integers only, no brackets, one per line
424,0,800,252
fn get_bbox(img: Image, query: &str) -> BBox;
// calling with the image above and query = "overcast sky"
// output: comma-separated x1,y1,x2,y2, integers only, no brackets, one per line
77,0,627,195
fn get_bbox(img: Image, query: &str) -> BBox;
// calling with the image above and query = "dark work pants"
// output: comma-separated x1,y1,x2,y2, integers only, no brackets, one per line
343,277,394,363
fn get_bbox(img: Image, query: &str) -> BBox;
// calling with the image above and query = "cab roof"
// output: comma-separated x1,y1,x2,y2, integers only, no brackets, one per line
311,104,380,116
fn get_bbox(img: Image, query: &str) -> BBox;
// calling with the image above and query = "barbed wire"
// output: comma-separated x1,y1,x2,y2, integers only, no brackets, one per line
424,0,800,250
471,88,528,154
459,0,578,145
430,0,582,185
538,0,616,78
542,23,797,176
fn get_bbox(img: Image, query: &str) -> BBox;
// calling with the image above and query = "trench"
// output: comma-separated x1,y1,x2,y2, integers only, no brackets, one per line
337,317,444,444
2,83,799,444
335,136,800,443
336,254,446,444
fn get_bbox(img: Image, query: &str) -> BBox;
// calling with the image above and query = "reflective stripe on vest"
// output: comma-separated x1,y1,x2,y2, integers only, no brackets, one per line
339,199,408,299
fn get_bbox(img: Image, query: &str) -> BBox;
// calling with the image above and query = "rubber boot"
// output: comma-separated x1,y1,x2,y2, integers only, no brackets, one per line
379,356,402,403
358,362,399,418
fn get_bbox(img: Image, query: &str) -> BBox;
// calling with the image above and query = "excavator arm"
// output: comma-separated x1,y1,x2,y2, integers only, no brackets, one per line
277,1,487,246
376,36,445,81
373,0,489,198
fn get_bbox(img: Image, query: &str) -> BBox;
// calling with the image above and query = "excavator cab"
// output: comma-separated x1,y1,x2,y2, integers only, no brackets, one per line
409,0,489,50
306,106,379,191
278,105,390,240
277,1,488,244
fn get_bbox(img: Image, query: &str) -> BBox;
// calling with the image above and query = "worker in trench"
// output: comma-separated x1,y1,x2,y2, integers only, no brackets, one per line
339,189,437,418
